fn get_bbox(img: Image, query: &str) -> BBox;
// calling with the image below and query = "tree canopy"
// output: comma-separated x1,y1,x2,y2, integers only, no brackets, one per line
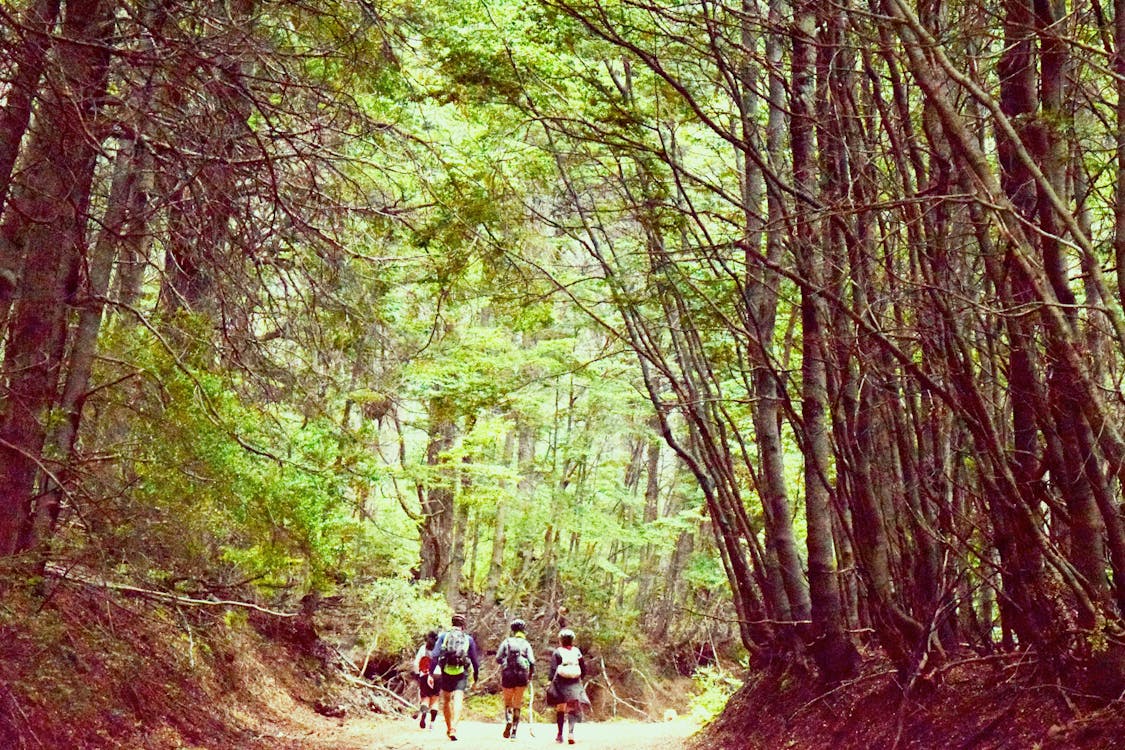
2,0,1125,701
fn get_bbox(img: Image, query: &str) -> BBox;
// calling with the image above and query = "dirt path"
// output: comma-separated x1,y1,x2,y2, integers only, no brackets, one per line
291,716,698,750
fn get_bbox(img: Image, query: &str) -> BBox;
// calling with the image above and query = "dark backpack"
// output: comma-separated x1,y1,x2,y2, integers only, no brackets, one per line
502,637,531,680
438,629,471,670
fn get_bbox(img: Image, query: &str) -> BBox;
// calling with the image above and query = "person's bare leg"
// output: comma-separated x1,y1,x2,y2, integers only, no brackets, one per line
442,691,454,736
450,688,464,737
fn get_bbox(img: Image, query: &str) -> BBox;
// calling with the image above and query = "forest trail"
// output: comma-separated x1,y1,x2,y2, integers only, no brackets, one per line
287,716,698,750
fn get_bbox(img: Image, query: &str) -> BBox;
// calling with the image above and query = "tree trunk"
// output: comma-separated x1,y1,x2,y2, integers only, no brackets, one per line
0,0,60,220
739,0,811,631
1114,0,1125,298
791,0,858,681
635,420,663,625
28,141,147,549
418,397,457,596
0,0,113,555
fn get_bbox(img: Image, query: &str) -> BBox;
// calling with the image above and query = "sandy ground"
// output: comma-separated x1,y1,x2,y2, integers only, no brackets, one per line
287,716,699,750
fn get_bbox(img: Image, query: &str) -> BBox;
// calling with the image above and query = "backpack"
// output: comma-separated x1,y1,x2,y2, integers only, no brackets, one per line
502,637,531,680
556,646,581,679
438,629,471,671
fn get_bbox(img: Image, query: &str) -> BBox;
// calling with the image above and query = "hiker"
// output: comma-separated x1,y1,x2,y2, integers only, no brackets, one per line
548,627,587,745
496,618,536,740
428,613,481,742
412,630,440,729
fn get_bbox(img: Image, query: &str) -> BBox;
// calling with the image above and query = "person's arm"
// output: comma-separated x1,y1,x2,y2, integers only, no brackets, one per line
578,654,588,679
496,638,508,665
469,637,481,681
412,645,424,674
429,633,444,675
548,648,559,681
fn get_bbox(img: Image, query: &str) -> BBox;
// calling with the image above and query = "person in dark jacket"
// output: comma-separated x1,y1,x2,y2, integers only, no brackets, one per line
548,628,587,745
496,618,535,739
428,613,481,742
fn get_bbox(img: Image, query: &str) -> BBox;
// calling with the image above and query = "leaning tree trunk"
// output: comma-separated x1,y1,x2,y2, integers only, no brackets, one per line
740,0,811,630
817,4,922,673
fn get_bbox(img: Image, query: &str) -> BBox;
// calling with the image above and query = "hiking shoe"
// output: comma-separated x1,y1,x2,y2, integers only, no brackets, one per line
503,722,511,738
419,715,427,729
556,733,563,743
568,739,575,745
449,734,458,741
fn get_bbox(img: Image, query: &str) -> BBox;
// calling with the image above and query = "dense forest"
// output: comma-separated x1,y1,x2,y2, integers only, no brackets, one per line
4,0,1125,746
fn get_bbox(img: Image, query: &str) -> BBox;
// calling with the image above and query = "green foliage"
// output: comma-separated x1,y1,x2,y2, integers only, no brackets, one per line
78,323,416,600
464,690,505,720
688,666,742,724
356,578,451,654
50,0,744,701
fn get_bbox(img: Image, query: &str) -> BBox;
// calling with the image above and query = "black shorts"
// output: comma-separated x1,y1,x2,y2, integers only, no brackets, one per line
417,673,440,698
436,671,469,693
501,671,530,688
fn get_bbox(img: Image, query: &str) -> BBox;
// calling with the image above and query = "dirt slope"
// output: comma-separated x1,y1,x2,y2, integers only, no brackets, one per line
691,655,1125,750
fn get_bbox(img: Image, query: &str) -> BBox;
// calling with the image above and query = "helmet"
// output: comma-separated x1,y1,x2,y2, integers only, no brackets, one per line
510,618,527,633
558,628,575,644
451,613,466,627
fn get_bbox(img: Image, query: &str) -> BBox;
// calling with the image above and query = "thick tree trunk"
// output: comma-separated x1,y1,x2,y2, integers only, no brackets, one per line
418,397,457,596
0,0,113,555
792,0,858,681
0,0,60,220
28,142,147,548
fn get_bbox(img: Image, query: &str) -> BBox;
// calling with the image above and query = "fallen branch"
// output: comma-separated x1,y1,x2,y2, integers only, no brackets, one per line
44,565,297,618
0,682,44,749
341,673,415,710
788,669,897,720
628,665,676,701
598,656,649,719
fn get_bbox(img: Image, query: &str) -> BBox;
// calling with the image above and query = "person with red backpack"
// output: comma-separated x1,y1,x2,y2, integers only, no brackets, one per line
412,630,440,729
496,618,536,740
548,628,587,745
428,613,480,742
